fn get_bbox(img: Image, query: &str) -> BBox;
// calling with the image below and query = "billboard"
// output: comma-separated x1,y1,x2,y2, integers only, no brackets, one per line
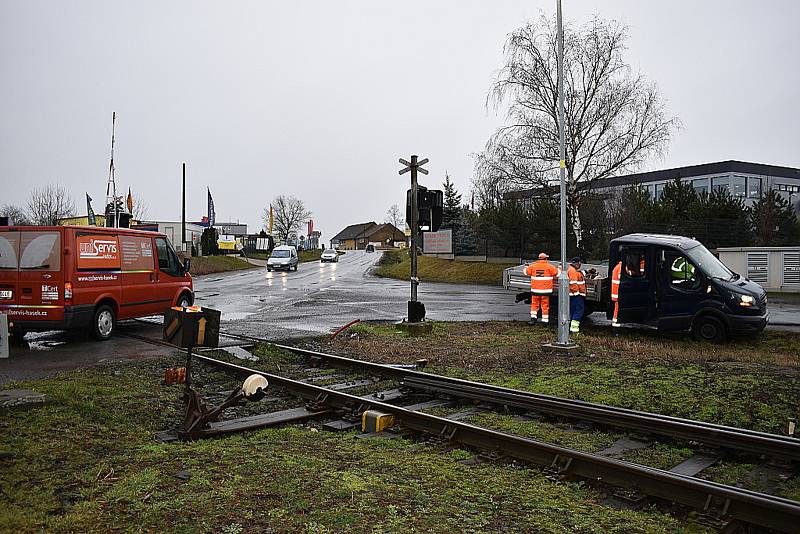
217,234,238,251
77,235,121,269
422,229,452,254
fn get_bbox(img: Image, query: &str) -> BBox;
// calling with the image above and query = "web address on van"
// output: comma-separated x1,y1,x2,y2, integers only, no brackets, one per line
7,309,51,317
77,274,119,282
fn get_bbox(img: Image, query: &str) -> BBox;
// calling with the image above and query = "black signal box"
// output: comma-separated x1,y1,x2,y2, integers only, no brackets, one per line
406,187,444,232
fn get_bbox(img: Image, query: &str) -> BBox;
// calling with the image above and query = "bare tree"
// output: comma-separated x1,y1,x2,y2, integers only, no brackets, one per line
385,204,404,230
0,204,32,225
475,14,680,249
26,184,76,225
131,197,149,220
264,195,311,242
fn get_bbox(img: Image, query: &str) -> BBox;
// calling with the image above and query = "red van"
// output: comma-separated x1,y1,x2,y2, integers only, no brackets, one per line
0,225,193,340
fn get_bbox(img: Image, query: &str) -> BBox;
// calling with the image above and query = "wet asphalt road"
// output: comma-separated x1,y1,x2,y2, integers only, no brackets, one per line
193,250,522,339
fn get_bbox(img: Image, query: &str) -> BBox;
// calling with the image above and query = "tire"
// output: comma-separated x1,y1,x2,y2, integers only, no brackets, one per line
177,293,192,308
91,304,116,341
691,315,728,344
267,267,272,272
293,264,298,271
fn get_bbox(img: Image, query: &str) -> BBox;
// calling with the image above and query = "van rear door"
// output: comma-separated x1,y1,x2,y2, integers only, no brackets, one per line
16,229,65,322
0,230,21,311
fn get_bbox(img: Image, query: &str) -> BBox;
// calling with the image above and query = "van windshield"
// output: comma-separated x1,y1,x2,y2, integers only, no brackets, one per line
271,250,290,258
686,244,734,281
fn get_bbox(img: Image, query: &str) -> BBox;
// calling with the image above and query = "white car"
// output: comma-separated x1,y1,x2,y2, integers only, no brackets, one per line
267,245,298,271
320,249,339,263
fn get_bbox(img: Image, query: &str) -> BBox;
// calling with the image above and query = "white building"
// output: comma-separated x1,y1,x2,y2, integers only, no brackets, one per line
132,221,205,253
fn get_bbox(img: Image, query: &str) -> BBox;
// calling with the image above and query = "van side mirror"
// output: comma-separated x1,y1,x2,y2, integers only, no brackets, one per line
183,258,191,273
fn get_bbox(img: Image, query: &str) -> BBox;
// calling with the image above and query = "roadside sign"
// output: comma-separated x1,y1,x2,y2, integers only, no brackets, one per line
217,234,237,251
422,229,452,254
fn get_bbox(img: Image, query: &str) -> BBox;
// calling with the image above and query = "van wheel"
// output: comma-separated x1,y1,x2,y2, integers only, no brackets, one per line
293,264,298,271
177,293,192,308
692,315,727,344
92,304,116,341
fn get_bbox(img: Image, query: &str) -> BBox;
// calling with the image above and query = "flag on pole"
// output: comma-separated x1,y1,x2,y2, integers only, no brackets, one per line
86,194,96,226
126,188,133,214
268,205,273,234
307,220,313,236
207,187,216,226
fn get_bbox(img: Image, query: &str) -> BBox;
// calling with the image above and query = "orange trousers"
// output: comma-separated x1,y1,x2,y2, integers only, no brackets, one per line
612,301,620,327
530,295,551,322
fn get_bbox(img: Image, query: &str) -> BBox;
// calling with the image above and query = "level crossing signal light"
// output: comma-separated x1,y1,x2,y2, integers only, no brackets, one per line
406,186,443,232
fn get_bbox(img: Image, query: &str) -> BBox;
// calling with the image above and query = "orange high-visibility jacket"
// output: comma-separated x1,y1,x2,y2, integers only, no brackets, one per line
524,260,560,294
567,265,586,297
611,261,622,301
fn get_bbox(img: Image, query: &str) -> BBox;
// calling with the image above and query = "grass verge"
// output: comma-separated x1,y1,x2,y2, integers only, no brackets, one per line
188,255,257,276
373,250,516,286
4,323,799,532
0,356,703,533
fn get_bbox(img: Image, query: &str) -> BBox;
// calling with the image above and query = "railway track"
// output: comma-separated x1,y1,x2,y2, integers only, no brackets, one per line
120,324,800,532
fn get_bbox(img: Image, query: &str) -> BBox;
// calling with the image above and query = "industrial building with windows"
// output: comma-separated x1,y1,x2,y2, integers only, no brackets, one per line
590,160,800,210
506,160,800,211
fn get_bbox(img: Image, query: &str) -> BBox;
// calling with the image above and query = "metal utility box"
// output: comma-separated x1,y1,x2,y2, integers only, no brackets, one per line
718,247,800,293
163,306,221,348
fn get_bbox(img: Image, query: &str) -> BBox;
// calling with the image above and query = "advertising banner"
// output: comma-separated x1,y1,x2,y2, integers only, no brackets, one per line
217,234,237,251
422,229,453,254
77,235,121,270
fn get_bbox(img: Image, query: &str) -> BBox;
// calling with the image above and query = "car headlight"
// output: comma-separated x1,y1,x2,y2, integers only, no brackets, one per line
738,294,755,307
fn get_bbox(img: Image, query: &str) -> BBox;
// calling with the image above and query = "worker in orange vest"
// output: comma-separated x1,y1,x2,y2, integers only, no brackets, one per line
523,252,560,324
567,257,586,334
611,260,622,327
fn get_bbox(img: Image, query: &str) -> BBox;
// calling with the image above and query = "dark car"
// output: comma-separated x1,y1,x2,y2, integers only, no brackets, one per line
365,244,375,253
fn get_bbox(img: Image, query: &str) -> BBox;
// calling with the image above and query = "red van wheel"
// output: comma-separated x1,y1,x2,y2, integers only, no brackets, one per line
92,304,116,341
177,293,192,308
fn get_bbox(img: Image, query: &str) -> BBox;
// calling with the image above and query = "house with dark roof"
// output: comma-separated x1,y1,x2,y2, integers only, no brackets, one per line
330,221,405,250
505,160,800,212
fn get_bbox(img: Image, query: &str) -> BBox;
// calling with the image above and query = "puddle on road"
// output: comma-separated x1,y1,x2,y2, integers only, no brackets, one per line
222,312,254,321
26,340,67,351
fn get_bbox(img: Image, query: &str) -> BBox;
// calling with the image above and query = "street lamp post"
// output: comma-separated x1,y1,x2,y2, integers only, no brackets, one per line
555,0,573,347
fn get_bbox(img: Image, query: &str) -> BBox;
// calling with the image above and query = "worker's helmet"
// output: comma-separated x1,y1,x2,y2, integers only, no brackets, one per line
538,252,548,260
570,256,582,265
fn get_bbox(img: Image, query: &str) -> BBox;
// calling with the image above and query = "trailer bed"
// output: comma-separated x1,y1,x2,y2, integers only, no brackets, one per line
502,262,608,303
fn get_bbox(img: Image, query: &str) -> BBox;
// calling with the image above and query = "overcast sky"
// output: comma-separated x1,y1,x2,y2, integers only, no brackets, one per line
2,1,799,241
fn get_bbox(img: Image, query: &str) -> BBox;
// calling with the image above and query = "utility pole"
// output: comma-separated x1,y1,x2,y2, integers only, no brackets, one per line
399,155,429,322
105,112,118,228
555,0,574,347
182,163,186,253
